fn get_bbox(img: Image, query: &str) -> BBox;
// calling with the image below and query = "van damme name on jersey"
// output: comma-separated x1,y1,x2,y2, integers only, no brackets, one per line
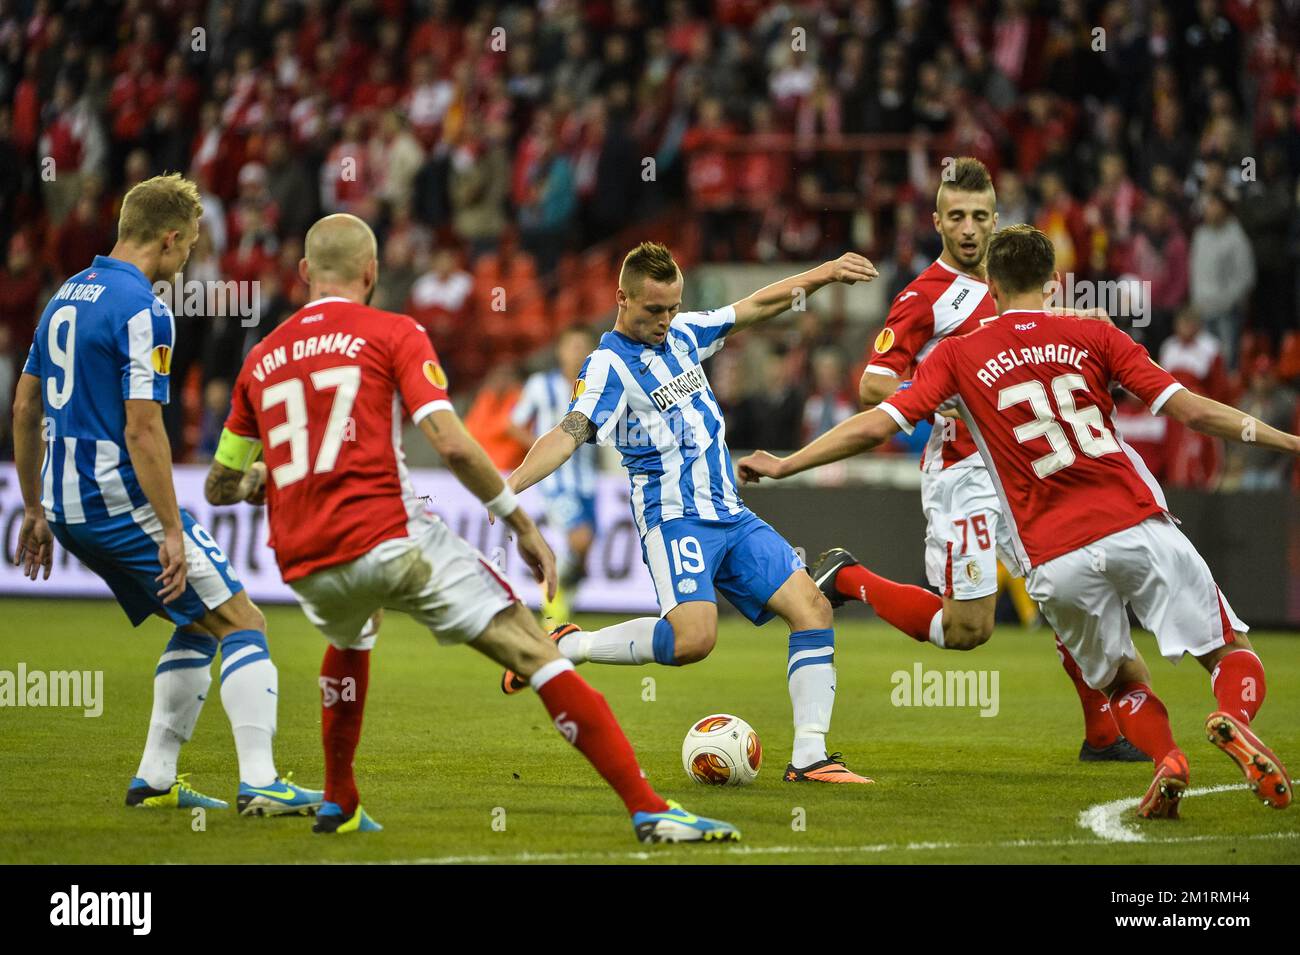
650,366,708,411
250,333,368,382
976,343,1090,388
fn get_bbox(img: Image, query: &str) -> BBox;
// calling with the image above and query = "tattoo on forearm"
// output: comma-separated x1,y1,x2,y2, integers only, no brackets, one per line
560,411,594,446
205,466,244,505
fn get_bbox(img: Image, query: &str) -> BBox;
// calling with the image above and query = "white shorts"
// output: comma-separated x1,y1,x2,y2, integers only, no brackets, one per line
921,464,1017,600
1025,515,1248,690
289,517,517,650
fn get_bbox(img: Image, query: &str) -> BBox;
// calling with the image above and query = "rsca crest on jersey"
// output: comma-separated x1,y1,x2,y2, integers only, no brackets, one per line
874,327,895,354
423,360,448,389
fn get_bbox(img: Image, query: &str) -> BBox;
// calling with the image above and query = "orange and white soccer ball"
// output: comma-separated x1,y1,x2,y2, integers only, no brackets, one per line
682,714,762,786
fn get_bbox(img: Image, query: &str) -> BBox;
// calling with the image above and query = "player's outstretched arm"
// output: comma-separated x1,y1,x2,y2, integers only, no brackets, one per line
730,252,878,333
1159,389,1300,455
507,410,593,495
736,408,902,483
124,399,187,603
420,408,558,598
12,374,53,581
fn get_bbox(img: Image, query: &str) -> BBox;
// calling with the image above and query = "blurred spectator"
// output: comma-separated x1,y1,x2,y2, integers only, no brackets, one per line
408,246,472,350
1189,192,1255,366
1158,307,1230,400
0,233,43,377
1226,356,1296,490
1238,148,1296,348
449,118,509,260
516,128,577,276
369,110,425,209
1123,197,1189,344
264,129,317,242
38,74,106,224
802,347,855,442
1113,391,1174,482
463,363,527,471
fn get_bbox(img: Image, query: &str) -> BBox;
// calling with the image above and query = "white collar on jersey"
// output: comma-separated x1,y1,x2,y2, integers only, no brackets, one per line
302,296,354,308
933,257,989,283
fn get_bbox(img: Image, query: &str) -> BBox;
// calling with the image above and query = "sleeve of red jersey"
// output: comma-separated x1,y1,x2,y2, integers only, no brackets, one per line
1103,324,1184,414
392,317,454,424
864,289,935,378
877,339,959,434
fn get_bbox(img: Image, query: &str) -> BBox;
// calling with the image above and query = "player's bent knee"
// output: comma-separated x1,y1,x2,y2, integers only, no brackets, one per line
944,621,991,651
673,627,717,664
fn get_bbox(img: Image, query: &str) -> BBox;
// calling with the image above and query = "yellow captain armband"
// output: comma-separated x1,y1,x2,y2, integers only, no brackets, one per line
214,428,263,472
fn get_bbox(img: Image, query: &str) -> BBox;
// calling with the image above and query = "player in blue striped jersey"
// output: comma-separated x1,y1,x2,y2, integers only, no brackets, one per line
504,241,881,783
508,325,601,623
11,174,320,816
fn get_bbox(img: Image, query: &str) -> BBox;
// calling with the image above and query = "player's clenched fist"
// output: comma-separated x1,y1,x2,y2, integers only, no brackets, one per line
736,450,785,484
239,461,268,505
824,253,879,285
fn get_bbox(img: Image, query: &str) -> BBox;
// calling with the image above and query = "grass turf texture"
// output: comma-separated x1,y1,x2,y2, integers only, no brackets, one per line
2,598,1297,865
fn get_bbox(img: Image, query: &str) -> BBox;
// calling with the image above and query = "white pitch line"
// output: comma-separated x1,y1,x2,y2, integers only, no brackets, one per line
324,830,1297,865
1078,779,1298,843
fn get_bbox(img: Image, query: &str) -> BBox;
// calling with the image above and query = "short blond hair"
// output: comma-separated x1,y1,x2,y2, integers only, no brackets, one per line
117,173,203,244
619,241,680,296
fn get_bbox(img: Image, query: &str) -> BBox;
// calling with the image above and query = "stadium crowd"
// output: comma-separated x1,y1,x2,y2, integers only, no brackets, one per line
1,0,1299,490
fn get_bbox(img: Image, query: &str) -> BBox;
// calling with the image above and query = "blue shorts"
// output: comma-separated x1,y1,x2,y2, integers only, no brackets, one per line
640,510,804,625
544,492,597,534
51,506,244,627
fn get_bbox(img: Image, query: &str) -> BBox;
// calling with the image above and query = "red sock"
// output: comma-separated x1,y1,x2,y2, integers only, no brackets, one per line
535,665,669,816
320,645,370,815
835,564,941,643
1107,682,1178,763
1211,650,1266,723
1055,635,1120,747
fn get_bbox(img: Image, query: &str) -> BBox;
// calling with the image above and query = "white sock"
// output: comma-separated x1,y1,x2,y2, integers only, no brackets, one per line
928,610,946,648
135,634,215,789
561,617,660,665
788,630,836,767
219,632,279,787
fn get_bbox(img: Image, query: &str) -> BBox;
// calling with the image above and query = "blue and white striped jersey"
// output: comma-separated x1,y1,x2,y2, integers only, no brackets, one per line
568,306,745,536
22,254,175,524
511,368,598,498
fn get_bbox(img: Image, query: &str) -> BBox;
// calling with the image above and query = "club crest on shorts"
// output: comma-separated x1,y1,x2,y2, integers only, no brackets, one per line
964,561,982,585
423,360,448,389
873,327,895,354
677,578,698,595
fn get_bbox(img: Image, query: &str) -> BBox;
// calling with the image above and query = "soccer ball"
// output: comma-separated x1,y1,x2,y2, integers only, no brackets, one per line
682,714,762,786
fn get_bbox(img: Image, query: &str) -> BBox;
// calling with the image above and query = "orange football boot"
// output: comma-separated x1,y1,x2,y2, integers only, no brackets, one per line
1137,750,1189,819
1205,711,1292,810
501,624,580,695
783,753,874,784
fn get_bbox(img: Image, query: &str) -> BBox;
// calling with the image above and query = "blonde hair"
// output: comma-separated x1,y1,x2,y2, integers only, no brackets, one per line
619,241,680,296
117,173,203,244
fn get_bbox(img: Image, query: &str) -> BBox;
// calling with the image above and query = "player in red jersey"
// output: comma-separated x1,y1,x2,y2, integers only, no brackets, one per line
739,225,1294,818
810,158,1143,762
203,214,739,842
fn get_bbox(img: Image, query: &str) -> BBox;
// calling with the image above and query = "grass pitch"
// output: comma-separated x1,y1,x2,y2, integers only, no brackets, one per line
1,598,1297,864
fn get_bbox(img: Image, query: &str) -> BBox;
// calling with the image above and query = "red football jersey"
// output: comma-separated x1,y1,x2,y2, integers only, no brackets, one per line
880,309,1184,571
865,259,996,470
225,296,452,581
